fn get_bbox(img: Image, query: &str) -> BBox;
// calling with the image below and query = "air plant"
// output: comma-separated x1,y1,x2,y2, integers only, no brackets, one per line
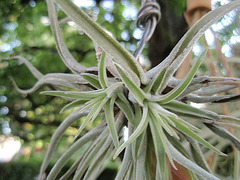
6,0,240,179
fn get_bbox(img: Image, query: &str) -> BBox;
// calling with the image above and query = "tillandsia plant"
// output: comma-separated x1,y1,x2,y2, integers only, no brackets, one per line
5,0,240,179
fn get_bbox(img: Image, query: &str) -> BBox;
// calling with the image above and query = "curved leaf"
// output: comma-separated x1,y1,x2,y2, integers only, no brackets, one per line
105,96,119,148
81,73,102,89
115,97,134,125
116,64,147,106
60,99,88,113
6,56,43,79
39,110,88,178
205,124,240,151
171,118,225,156
40,89,105,100
75,96,109,139
168,142,220,180
161,100,219,121
46,0,86,74
98,51,108,88
149,116,171,178
54,0,148,84
157,49,207,104
45,127,103,180
114,103,149,159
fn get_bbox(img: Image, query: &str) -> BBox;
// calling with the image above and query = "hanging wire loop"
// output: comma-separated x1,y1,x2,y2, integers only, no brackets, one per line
133,0,161,60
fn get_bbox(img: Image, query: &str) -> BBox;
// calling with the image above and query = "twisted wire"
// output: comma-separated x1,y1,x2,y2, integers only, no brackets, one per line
133,0,161,60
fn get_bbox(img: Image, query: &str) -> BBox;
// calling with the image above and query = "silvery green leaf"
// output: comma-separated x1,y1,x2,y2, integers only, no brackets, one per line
39,110,89,179
45,127,103,180
83,117,126,179
81,73,102,89
6,56,43,79
171,117,200,132
149,111,176,169
11,73,89,94
165,133,190,158
234,131,240,180
94,42,103,62
170,1,240,61
204,77,240,86
132,104,144,160
74,116,115,176
187,137,211,172
151,66,168,94
177,84,202,99
148,102,177,119
116,90,129,105
43,73,88,88
205,124,240,151
46,0,86,74
115,139,133,180
161,100,219,121
168,142,220,180
59,151,86,180
75,96,109,139
149,116,171,178
115,97,134,125
185,93,240,103
132,128,146,162
151,110,179,139
105,96,119,148
104,82,123,98
60,99,87,113
157,49,207,104
83,144,113,180
89,97,109,123
195,85,238,96
143,66,168,94
114,103,148,159
83,116,124,179
40,89,105,100
9,77,44,94
160,115,179,138
98,51,108,88
145,147,155,180
125,162,134,180
73,135,108,180
171,118,225,156
106,54,119,78
219,115,240,127
135,133,147,180
54,0,148,84
115,64,147,106
10,73,90,94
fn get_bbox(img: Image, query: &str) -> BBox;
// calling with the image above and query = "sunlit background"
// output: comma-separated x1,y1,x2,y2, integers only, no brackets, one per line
0,0,239,179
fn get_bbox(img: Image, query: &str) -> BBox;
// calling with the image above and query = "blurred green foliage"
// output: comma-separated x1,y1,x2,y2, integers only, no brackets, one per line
1,0,239,179
0,161,40,180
